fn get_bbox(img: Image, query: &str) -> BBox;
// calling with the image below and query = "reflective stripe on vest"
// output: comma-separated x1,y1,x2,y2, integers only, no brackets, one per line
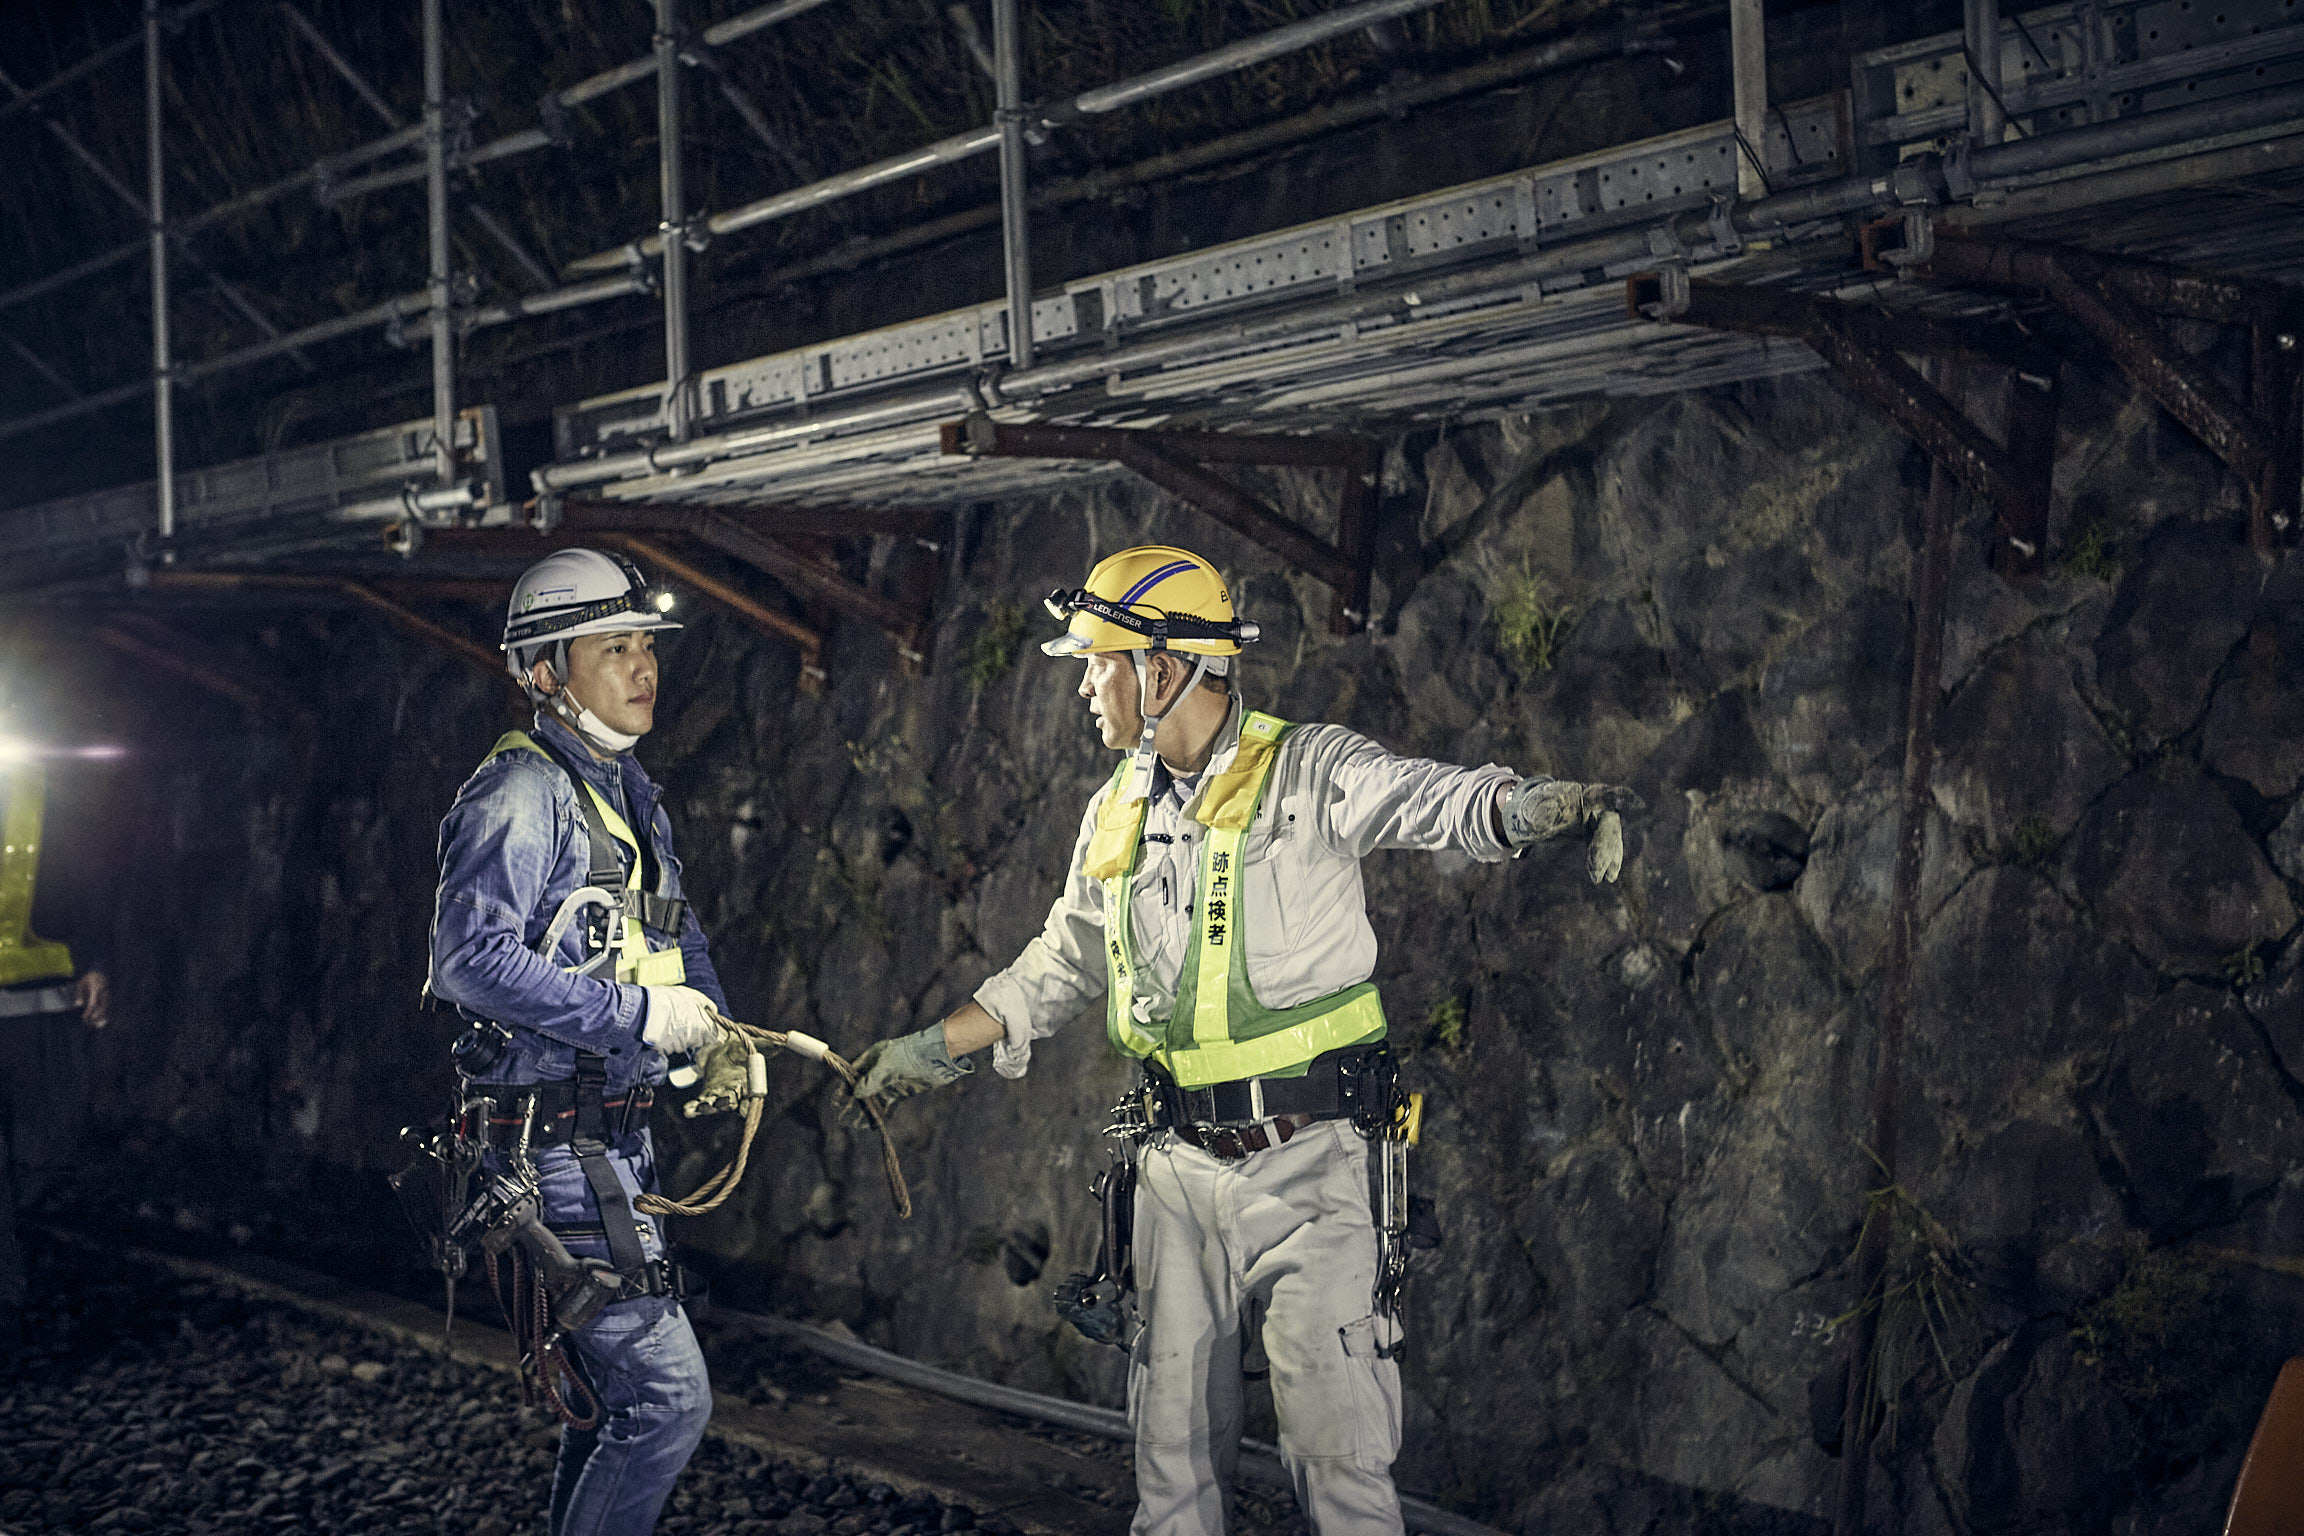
485,731,687,987
1086,712,1386,1089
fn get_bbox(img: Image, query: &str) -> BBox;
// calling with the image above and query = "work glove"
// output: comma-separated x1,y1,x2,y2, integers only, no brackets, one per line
640,985,721,1057
1500,776,1645,884
682,1030,761,1119
851,1023,973,1104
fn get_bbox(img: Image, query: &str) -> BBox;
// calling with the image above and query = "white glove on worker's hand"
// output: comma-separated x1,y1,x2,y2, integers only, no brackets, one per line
640,985,721,1057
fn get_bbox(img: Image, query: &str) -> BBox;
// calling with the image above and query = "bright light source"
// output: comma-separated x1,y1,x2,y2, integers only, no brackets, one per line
0,738,123,764
653,591,676,613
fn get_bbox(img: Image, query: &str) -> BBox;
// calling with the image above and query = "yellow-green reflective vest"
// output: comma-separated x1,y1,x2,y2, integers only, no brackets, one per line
1083,712,1386,1089
485,731,688,987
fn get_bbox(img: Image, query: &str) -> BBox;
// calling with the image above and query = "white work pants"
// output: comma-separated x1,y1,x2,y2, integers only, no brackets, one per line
1128,1120,1404,1536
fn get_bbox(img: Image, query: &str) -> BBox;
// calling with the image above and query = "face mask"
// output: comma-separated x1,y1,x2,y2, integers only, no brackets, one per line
556,681,641,755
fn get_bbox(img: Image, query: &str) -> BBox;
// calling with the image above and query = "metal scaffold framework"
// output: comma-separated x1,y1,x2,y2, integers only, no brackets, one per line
3,0,2303,688
5,7,2304,1527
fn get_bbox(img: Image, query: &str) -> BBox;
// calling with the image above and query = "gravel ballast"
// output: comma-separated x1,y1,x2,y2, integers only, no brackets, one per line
0,1242,1009,1536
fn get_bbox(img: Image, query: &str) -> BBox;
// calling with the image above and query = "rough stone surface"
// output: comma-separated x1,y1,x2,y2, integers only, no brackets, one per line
2203,615,2304,798
12,369,2304,1534
1933,633,2128,857
2058,766,2296,977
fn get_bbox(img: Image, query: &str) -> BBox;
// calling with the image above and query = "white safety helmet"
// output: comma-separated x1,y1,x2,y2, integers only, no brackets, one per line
502,548,681,694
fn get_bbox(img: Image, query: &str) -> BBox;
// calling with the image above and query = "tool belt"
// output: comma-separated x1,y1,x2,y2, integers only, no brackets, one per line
475,1081,655,1150
1143,1042,1396,1160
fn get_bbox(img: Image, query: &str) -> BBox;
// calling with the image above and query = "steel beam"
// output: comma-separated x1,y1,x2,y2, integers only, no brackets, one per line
1996,367,2059,580
1915,233,2275,327
2043,264,2275,486
943,414,1376,628
1114,441,1355,591
1632,277,2047,558
1833,385,1962,1536
555,502,926,666
1910,232,2297,552
1626,272,2053,374
416,523,839,679
603,535,827,687
343,580,506,678
1805,312,2047,556
139,570,511,684
91,617,296,719
2250,312,2303,554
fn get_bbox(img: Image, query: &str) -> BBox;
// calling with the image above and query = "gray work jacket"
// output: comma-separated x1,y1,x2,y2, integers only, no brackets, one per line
972,696,1518,1079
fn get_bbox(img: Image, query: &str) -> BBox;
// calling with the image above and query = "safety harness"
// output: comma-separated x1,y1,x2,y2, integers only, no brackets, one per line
485,729,689,986
477,729,690,1301
1084,711,1388,1089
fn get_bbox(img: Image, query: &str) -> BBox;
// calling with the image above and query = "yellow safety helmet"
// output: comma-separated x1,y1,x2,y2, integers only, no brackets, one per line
1040,545,1260,661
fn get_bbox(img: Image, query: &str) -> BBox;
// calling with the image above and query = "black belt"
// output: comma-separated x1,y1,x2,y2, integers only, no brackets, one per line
475,1081,655,1150
1145,1043,1393,1131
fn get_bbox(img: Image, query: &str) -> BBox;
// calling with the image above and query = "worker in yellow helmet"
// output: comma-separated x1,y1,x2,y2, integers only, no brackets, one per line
851,544,1638,1536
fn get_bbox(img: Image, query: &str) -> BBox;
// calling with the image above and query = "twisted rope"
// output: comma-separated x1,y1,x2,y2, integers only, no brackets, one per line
635,1013,912,1221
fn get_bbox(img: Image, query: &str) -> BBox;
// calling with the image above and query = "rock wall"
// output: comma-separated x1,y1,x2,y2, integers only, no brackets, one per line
17,356,2304,1533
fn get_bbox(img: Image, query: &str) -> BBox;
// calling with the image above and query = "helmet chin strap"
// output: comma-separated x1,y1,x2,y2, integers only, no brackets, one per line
541,652,641,755
1124,649,1213,800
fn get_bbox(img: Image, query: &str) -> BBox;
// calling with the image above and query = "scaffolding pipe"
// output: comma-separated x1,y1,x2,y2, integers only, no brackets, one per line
16,60,2304,453
278,3,401,128
311,0,839,204
1730,0,1767,197
577,0,1454,264
0,0,831,319
0,63,309,369
992,0,1033,371
657,0,693,441
1965,0,2006,145
146,1,174,541
424,0,454,485
1067,0,1447,115
0,0,225,126
0,272,644,445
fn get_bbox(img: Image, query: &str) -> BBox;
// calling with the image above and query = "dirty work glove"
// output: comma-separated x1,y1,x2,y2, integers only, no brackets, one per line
682,1030,760,1119
852,1023,973,1104
1500,777,1644,884
640,985,721,1057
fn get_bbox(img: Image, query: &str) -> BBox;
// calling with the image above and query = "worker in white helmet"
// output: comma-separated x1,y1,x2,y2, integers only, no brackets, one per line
850,544,1639,1536
428,548,727,1536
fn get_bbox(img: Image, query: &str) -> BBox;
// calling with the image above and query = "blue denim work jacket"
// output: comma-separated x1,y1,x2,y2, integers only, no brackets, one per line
429,712,725,1093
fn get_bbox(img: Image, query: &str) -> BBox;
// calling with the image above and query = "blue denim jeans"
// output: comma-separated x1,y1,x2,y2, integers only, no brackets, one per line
550,1293,712,1536
512,1131,712,1536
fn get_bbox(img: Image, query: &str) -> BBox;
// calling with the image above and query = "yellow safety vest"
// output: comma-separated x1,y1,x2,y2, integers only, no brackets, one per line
1083,712,1386,1088
485,731,687,987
